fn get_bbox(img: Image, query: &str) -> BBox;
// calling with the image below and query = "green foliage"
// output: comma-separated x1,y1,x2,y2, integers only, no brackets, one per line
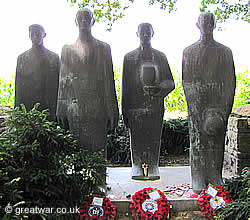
0,104,106,219
0,105,11,116
0,74,15,107
161,118,189,155
114,67,249,114
200,0,249,23
0,68,248,115
114,66,122,111
68,0,249,31
106,118,189,165
68,0,134,31
164,70,187,113
106,120,131,165
114,67,188,113
216,167,250,220
233,69,250,108
148,0,178,12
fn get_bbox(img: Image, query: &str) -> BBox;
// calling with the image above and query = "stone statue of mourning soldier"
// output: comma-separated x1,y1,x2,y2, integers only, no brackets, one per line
15,24,60,121
57,9,119,153
122,23,175,180
182,12,236,193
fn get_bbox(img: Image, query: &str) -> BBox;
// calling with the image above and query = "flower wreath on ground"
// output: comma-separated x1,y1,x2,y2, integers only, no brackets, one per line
79,195,116,220
130,187,170,220
198,184,233,220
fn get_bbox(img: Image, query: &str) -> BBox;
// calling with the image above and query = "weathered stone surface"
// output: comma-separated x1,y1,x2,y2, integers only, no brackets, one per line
231,104,250,117
122,23,175,180
228,116,249,130
224,151,250,175
226,116,250,152
182,13,236,192
15,24,60,121
224,106,250,175
57,9,119,153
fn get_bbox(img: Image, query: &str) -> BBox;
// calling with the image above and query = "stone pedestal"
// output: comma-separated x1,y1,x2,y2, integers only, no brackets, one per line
224,111,250,175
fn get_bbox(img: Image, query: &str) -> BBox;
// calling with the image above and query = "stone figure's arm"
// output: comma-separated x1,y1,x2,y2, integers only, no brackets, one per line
15,55,23,108
182,49,189,96
56,46,69,129
47,54,60,121
154,54,175,97
121,55,129,127
182,49,196,115
224,49,236,117
104,45,119,130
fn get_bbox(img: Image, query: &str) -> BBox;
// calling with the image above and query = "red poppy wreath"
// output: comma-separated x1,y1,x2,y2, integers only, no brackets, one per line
79,195,116,220
130,187,170,220
198,185,233,220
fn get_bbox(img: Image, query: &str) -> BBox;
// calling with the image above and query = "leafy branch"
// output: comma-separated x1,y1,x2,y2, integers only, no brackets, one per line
200,0,249,23
67,0,249,31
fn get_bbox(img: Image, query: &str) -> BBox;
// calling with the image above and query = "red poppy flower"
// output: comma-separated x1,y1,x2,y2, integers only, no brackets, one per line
130,187,170,219
79,195,116,220
198,185,233,219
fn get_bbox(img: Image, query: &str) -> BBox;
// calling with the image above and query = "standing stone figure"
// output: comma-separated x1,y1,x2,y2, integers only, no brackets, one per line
15,24,60,121
182,13,236,193
122,23,175,180
57,9,119,152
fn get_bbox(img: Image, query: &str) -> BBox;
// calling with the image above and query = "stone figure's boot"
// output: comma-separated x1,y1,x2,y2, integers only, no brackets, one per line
207,149,224,186
131,163,160,180
192,176,206,194
147,163,160,180
131,148,160,180
191,165,207,193
131,163,144,180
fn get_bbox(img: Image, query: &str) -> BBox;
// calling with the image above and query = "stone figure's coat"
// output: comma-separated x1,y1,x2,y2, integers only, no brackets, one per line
57,9,118,152
182,12,236,192
15,25,59,121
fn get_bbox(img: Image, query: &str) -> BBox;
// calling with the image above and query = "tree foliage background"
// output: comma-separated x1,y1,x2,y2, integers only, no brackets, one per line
68,0,249,30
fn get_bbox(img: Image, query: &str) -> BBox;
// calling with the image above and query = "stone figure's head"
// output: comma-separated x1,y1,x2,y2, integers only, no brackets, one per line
75,8,95,31
29,24,46,46
137,23,154,45
196,12,216,35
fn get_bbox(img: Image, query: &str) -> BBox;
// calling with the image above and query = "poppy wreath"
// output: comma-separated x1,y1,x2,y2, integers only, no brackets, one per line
79,195,116,220
130,187,170,220
198,185,233,220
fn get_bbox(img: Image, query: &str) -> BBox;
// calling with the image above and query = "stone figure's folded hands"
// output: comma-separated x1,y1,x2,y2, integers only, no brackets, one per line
143,85,161,97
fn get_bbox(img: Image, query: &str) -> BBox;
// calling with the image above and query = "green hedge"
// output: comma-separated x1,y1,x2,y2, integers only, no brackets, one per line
217,167,250,220
0,104,105,219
